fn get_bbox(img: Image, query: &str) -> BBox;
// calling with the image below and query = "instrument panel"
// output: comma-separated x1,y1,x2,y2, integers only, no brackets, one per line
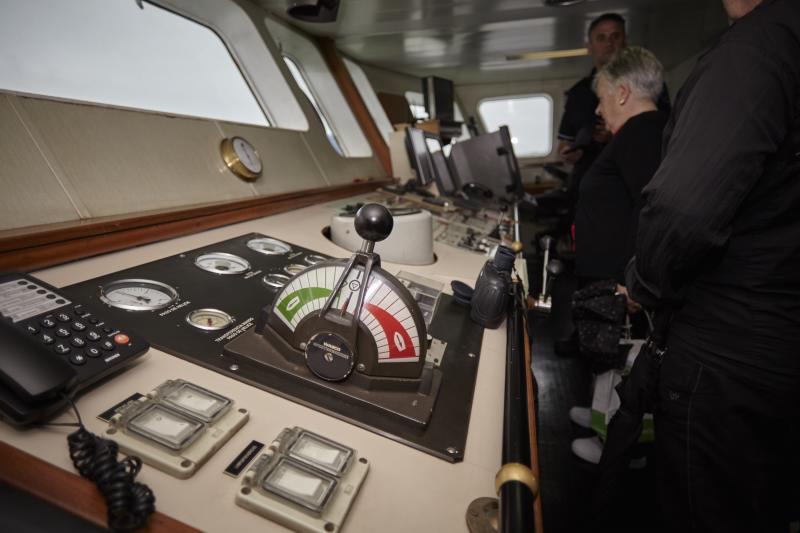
61,231,484,461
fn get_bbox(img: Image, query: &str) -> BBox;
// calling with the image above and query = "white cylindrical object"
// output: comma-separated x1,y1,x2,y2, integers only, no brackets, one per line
330,209,434,265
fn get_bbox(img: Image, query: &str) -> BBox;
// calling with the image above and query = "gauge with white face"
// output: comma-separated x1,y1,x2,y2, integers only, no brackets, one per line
247,237,292,255
99,279,178,311
284,264,307,276
220,136,262,180
303,254,327,266
232,137,261,174
194,252,250,275
263,273,291,288
185,308,234,331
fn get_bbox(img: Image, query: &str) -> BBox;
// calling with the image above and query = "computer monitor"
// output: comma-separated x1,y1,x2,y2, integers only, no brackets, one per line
430,152,458,196
404,126,436,187
448,126,523,202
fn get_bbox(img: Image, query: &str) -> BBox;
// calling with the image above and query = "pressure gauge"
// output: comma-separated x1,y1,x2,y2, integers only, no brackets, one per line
99,279,178,311
284,264,307,276
195,253,250,275
221,137,262,180
263,273,291,289
186,308,234,331
247,237,292,256
303,254,327,266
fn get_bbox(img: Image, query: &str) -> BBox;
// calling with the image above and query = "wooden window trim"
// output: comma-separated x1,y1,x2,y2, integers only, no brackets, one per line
0,180,390,272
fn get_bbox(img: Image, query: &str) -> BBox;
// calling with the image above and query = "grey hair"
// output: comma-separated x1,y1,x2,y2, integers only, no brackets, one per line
594,46,664,103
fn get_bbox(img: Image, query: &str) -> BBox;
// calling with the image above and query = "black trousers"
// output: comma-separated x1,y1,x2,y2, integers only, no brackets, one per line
655,344,800,533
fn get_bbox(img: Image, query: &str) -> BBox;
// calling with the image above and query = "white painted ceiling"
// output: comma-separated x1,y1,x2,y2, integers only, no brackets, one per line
255,0,728,84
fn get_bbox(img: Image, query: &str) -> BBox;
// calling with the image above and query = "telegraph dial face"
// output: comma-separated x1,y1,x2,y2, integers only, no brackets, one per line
269,260,425,381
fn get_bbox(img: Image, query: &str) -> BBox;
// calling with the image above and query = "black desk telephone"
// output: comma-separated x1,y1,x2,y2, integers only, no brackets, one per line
0,273,149,426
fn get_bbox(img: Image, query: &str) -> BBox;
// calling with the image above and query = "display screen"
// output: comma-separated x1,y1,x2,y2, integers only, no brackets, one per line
405,127,436,186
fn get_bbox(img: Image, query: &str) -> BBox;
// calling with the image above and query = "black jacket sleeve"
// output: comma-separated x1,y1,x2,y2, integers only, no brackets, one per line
628,41,796,306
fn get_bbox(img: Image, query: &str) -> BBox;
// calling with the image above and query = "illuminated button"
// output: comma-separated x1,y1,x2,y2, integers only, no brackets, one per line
86,347,102,358
86,330,102,341
56,327,70,338
25,325,39,335
100,340,115,351
69,353,87,366
54,343,71,355
71,337,86,348
40,318,56,328
40,333,54,345
57,313,71,322
71,321,87,332
114,333,130,345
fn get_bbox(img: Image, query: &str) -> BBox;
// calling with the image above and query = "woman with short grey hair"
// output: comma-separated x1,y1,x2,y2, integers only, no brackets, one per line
569,46,669,464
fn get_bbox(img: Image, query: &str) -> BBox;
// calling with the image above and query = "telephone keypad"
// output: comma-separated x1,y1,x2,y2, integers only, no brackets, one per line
54,343,71,355
56,327,70,338
86,331,101,341
40,333,54,345
56,313,71,322
69,353,87,366
70,337,86,348
40,318,56,328
71,321,86,332
86,347,101,358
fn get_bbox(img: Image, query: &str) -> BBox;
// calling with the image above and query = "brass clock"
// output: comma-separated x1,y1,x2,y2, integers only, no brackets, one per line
220,136,262,181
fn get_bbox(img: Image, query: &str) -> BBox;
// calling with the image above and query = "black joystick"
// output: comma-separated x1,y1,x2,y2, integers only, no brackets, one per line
355,203,393,253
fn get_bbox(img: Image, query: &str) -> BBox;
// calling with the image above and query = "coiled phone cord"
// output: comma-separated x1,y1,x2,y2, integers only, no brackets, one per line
54,395,156,531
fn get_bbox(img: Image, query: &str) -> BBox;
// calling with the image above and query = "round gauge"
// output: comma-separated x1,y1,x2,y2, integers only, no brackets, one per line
284,264,307,276
303,254,327,266
99,279,178,311
194,252,250,275
220,137,262,180
186,308,234,331
247,237,292,256
263,273,291,288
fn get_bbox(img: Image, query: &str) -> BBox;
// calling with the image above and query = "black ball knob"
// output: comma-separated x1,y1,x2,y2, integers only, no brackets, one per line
355,203,393,242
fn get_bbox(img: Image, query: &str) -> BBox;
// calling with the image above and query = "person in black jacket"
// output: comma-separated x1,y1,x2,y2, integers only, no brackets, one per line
569,46,668,463
557,13,670,203
625,0,800,531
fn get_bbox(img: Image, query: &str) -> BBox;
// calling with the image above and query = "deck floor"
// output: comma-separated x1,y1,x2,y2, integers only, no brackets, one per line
530,275,660,533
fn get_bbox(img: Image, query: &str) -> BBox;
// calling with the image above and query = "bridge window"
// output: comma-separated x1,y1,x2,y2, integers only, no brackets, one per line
283,55,344,156
265,17,372,158
0,0,285,127
343,58,394,145
478,95,553,157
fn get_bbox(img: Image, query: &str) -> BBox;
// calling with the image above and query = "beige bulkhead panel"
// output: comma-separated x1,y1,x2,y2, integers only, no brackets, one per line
217,121,333,194
17,96,256,218
0,94,84,230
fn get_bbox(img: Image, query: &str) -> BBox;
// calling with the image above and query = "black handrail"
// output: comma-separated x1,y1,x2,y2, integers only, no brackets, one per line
499,280,537,532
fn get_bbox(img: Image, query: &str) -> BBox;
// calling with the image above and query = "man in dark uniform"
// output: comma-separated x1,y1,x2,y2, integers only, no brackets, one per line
558,13,670,202
626,0,800,531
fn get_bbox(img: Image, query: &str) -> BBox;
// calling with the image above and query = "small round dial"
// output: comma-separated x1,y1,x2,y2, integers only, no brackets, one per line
284,264,307,276
263,273,291,288
220,137,262,180
303,254,327,266
99,279,178,311
304,331,356,381
247,237,292,255
186,308,234,331
194,252,250,275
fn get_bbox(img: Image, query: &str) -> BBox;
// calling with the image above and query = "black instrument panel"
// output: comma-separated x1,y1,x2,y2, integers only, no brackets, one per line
61,232,484,462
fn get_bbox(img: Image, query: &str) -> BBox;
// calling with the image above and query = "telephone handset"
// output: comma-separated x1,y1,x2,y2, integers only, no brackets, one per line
0,273,149,426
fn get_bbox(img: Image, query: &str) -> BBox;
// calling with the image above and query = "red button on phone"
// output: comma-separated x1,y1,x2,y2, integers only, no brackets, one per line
114,333,130,345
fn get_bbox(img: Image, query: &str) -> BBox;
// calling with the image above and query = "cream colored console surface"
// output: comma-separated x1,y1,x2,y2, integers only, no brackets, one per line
0,200,514,533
